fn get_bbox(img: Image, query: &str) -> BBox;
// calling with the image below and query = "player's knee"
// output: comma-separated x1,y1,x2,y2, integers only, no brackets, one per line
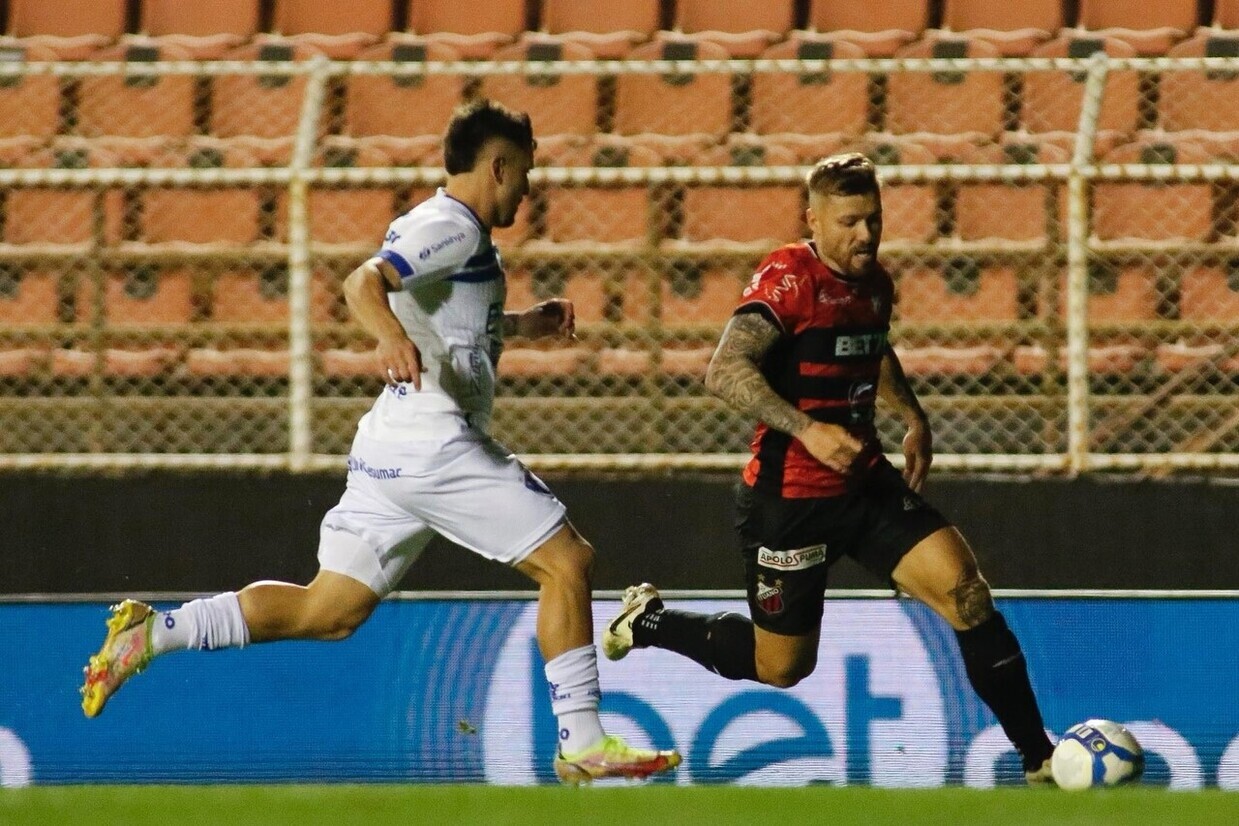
542,535,595,585
304,601,371,641
948,570,995,630
755,655,816,688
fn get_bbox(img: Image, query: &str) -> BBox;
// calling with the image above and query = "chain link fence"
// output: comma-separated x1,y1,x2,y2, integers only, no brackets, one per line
0,46,1237,473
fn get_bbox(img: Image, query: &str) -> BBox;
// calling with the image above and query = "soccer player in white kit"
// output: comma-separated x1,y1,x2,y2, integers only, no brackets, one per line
80,99,680,784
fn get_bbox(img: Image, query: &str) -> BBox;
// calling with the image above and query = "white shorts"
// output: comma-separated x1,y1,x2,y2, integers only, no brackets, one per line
317,423,567,596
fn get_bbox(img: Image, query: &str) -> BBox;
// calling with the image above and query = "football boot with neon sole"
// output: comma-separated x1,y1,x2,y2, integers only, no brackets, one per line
602,583,663,661
80,599,155,718
1025,757,1056,786
553,734,681,784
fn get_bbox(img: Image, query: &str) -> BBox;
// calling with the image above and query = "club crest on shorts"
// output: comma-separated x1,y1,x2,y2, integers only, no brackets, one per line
755,575,785,616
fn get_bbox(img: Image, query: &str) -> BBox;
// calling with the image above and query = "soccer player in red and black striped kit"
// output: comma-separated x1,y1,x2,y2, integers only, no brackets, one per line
604,153,1056,783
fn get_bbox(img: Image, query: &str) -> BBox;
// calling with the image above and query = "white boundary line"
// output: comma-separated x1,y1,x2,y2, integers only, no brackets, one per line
3,589,1237,604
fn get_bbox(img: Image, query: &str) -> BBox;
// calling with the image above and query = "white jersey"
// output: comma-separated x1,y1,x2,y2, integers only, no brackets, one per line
358,188,506,440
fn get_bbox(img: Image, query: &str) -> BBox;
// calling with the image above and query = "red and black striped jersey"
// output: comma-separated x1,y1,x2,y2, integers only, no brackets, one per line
736,242,892,498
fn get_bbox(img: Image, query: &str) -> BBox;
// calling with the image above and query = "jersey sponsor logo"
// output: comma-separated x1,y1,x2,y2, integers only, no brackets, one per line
817,289,852,305
755,575,785,615
419,231,468,260
346,455,403,479
757,544,827,571
834,331,887,358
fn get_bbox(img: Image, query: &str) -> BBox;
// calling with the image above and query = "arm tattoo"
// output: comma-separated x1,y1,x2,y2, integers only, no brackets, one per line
705,313,814,437
947,567,995,628
879,347,928,426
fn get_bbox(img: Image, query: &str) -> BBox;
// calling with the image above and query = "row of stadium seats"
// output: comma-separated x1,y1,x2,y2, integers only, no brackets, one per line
3,0,1239,59
3,263,1238,327
6,33,1239,148
0,141,1231,250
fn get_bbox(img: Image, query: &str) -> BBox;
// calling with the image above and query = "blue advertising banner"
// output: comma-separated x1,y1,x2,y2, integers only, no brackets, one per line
1,597,1236,787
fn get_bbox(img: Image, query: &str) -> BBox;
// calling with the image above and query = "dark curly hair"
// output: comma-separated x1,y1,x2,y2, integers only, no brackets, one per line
443,99,536,175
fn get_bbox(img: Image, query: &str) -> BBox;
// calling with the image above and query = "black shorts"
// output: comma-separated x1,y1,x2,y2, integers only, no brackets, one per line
735,461,952,636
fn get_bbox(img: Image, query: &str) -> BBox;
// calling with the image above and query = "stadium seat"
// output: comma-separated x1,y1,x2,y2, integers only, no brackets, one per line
706,134,801,167
210,267,336,323
1012,341,1150,377
0,43,62,140
613,38,734,138
0,268,59,324
660,265,745,328
139,0,260,59
939,0,1062,56
1159,33,1239,133
804,0,929,57
1056,264,1161,322
402,0,526,59
1216,0,1239,28
5,0,128,59
75,266,195,325
1153,339,1239,374
3,142,123,249
886,37,1007,142
318,347,378,379
498,343,591,378
137,142,265,249
1021,35,1143,154
212,41,325,139
892,343,1009,377
1075,0,1197,56
52,346,182,379
1180,265,1239,322
750,37,870,138
671,0,794,58
895,260,1021,322
857,141,938,248
667,185,804,254
76,42,198,139
479,40,599,138
184,346,291,377
0,346,47,377
507,266,609,323
344,41,465,139
536,0,660,58
271,0,389,59
953,141,1069,246
1091,139,1213,243
532,184,653,253
533,133,662,167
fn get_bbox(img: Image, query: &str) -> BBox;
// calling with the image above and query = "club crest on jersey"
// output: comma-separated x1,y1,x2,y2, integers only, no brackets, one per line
756,575,785,615
757,544,827,571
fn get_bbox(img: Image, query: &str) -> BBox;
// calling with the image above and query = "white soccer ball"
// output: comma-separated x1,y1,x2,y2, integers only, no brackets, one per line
1051,719,1144,790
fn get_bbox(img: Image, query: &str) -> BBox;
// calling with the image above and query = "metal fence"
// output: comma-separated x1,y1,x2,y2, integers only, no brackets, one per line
0,52,1237,474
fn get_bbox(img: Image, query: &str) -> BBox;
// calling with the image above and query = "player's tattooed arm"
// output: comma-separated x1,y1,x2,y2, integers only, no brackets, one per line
705,312,814,437
878,346,928,427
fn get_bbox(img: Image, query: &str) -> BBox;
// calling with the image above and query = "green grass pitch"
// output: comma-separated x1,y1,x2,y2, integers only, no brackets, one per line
2,785,1237,826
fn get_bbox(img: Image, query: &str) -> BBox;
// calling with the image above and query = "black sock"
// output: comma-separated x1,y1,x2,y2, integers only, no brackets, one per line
633,608,759,681
956,612,1055,771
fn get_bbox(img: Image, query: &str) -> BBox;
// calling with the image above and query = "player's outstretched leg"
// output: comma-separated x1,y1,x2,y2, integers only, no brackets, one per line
80,599,155,717
553,734,682,785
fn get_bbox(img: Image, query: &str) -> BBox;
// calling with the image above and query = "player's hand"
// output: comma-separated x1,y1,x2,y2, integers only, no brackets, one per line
902,420,933,493
375,334,423,390
519,299,575,339
797,422,863,473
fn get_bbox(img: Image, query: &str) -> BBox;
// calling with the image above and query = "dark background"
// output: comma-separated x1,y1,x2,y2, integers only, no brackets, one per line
3,471,1235,593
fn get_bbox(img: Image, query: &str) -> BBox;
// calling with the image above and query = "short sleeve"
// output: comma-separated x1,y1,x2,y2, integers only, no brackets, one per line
377,215,480,287
735,254,812,333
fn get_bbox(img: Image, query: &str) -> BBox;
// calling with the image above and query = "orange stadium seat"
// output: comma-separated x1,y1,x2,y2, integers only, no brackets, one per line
660,265,745,328
537,0,660,58
668,185,803,254
480,40,599,138
893,342,1009,377
1217,0,1239,28
1052,264,1161,322
52,346,182,379
805,0,929,57
271,0,389,59
1092,139,1213,243
0,268,59,324
139,0,260,59
3,142,123,249
402,0,527,60
76,266,195,325
210,267,336,323
344,40,463,140
1159,33,1239,133
0,346,48,377
953,141,1069,246
184,346,291,378
750,37,870,138
1021,35,1142,155
940,0,1062,56
861,141,939,247
6,0,128,59
613,38,734,138
886,36,1007,142
534,185,652,252
507,266,610,323
1180,265,1239,322
212,41,324,139
136,141,266,249
76,42,198,139
1075,0,1197,56
895,260,1020,322
672,0,795,58
0,43,62,139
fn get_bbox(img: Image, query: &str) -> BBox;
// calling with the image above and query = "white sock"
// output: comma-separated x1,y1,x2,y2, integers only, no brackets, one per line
150,592,250,655
544,644,606,755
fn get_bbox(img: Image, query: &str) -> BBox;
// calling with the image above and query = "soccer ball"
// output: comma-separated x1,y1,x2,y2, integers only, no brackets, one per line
1050,719,1144,790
